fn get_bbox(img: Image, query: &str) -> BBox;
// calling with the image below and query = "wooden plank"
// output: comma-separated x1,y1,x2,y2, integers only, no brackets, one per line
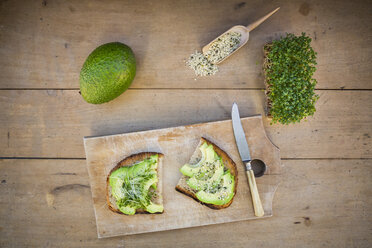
84,116,282,237
0,159,370,247
0,0,371,89
1,90,371,158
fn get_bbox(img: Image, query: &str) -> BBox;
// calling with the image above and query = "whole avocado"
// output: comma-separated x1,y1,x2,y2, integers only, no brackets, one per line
79,42,136,104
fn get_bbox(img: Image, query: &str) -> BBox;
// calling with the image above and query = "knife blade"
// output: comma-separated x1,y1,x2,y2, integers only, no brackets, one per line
232,103,251,167
231,102,264,217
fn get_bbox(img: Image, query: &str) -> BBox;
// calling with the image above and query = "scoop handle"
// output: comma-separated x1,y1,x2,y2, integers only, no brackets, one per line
246,169,264,217
246,7,280,32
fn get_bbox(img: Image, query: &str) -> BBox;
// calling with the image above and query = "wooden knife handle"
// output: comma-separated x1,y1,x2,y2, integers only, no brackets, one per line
246,169,264,217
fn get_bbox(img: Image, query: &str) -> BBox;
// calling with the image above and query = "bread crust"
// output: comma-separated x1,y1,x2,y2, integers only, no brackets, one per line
106,152,164,215
175,137,238,209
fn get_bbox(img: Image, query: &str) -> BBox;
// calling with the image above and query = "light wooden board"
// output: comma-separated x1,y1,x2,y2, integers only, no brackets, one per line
0,0,371,89
0,159,371,247
1,90,371,159
84,116,282,237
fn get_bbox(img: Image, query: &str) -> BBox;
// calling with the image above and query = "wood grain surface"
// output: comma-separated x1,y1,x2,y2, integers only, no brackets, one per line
0,159,370,247
1,90,371,158
0,0,371,89
0,0,371,246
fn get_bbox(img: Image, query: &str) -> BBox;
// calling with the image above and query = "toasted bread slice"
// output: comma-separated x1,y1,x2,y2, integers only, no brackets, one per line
175,137,238,209
106,152,164,214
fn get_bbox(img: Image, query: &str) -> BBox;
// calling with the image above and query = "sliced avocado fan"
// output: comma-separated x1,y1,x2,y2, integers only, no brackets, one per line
109,154,163,215
180,143,235,205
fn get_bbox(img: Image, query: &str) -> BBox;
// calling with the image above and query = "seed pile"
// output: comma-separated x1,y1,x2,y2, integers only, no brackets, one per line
205,32,241,64
186,51,218,76
186,32,242,77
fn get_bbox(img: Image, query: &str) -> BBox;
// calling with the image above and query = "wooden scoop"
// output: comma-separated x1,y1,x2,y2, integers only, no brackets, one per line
202,7,280,64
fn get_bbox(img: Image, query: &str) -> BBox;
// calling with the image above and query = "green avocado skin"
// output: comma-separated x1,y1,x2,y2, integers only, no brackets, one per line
79,42,136,104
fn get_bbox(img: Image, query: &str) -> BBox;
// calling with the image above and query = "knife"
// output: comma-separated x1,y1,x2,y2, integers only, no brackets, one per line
231,103,264,217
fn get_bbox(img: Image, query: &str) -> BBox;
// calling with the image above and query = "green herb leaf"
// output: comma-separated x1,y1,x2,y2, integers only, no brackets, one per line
264,33,319,124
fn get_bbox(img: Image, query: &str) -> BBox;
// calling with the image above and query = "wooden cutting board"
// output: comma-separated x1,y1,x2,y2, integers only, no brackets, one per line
84,115,282,238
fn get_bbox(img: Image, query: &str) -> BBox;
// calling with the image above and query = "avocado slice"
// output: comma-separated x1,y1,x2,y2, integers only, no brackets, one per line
108,154,162,214
195,172,235,205
118,205,136,215
109,167,127,199
187,161,224,191
180,143,215,177
142,176,158,196
145,202,164,213
109,161,156,199
141,176,163,213
127,155,157,177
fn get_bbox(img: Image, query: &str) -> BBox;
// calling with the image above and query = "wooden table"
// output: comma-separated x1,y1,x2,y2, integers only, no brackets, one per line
0,0,371,247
